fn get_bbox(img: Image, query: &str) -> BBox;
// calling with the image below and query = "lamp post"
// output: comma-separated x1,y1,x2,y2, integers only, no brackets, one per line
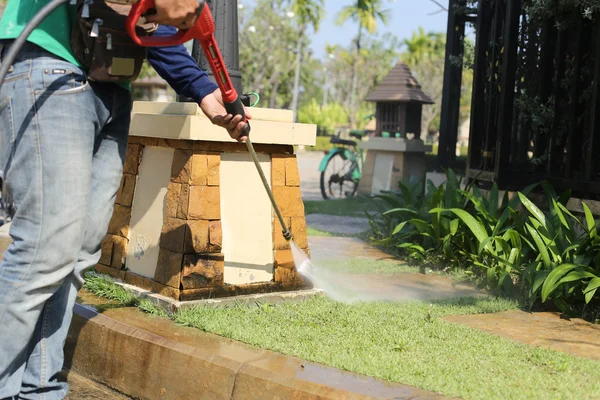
177,0,243,102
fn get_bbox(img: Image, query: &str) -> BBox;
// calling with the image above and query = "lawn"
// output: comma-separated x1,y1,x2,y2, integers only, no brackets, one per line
84,273,600,400
303,196,380,216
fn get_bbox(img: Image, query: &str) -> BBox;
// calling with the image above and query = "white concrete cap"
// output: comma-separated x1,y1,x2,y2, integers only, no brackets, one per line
130,102,317,146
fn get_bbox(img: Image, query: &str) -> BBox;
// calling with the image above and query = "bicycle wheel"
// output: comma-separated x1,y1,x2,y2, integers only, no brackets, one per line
320,152,359,200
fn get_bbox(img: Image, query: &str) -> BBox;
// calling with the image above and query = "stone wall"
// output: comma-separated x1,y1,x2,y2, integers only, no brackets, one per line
95,137,311,301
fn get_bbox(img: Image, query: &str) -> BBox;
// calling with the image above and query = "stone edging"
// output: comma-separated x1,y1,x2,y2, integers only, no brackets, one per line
65,303,454,400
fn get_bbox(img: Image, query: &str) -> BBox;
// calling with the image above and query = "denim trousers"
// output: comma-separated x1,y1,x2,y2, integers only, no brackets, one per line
0,41,132,399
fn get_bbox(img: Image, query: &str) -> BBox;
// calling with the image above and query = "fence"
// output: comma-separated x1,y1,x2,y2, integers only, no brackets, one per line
440,0,600,200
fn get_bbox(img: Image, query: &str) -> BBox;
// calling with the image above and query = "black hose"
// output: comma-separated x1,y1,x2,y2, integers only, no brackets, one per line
0,0,70,87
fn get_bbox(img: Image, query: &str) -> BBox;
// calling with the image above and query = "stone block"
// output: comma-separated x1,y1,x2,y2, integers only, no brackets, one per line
123,144,142,175
184,219,209,254
273,216,291,250
194,142,294,155
154,248,183,289
124,272,180,299
272,186,304,217
127,136,144,145
177,184,190,220
99,236,113,266
285,156,300,186
95,264,125,281
165,183,181,218
209,220,222,253
155,139,169,147
171,149,192,184
165,139,193,149
110,236,128,269
274,266,303,284
188,186,220,220
290,217,308,249
274,249,294,269
190,152,208,186
160,218,186,253
271,154,286,186
182,254,225,289
116,174,136,207
207,153,220,186
107,205,131,238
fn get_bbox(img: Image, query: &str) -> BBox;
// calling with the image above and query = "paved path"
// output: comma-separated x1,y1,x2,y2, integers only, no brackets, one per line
64,371,130,399
296,150,323,201
307,236,483,303
305,214,370,235
444,310,600,361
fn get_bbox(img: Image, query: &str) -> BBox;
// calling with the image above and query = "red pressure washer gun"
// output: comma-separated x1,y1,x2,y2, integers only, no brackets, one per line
126,0,250,137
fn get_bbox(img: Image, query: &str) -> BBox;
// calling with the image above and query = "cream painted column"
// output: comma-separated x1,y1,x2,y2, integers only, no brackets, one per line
219,152,274,284
126,146,175,278
371,153,394,194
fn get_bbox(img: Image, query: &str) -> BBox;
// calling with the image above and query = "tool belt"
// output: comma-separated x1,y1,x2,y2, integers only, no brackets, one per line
71,0,157,83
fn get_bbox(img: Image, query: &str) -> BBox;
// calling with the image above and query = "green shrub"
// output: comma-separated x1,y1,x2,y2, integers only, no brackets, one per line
304,136,337,152
368,171,600,319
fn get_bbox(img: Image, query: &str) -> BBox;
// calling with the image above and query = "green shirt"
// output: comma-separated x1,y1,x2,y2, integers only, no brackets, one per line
0,0,81,67
0,0,130,89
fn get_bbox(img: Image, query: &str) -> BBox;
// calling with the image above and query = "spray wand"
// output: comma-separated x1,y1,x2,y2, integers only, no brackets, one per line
127,0,293,242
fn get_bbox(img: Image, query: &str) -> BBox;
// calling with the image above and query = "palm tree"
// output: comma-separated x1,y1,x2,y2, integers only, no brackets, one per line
336,0,390,115
289,0,325,121
401,27,446,66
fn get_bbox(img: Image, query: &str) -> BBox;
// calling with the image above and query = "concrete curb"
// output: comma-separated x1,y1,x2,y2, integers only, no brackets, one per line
65,303,453,400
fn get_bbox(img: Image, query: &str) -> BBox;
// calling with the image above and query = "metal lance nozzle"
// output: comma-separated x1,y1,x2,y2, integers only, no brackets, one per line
244,137,293,242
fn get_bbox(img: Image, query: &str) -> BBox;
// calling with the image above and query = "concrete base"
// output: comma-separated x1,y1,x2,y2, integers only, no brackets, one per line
106,280,324,312
357,137,430,196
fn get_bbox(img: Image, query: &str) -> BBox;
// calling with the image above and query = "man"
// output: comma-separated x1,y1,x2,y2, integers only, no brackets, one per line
0,0,250,398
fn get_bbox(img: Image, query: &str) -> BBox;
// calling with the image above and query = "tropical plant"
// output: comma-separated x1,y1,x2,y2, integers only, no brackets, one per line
368,170,600,320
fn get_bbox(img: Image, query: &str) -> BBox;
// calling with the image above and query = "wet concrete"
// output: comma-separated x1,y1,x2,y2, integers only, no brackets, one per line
307,236,483,302
68,296,452,399
63,370,131,399
306,214,371,235
445,310,600,361
296,150,323,201
308,236,396,263
313,270,483,302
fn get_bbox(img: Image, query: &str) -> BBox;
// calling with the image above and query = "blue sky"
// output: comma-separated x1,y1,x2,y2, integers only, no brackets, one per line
309,1,449,59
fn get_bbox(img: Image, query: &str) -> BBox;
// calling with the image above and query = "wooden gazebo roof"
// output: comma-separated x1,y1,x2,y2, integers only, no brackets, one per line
365,62,434,104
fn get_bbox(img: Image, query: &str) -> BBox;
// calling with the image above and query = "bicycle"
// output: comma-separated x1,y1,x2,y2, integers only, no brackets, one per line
318,129,367,200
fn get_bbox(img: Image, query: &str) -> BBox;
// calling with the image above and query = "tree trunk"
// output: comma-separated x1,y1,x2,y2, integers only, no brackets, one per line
349,27,362,126
270,76,281,108
290,25,305,122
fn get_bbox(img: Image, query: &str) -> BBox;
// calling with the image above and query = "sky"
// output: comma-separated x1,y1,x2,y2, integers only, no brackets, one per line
308,1,450,59
239,1,451,60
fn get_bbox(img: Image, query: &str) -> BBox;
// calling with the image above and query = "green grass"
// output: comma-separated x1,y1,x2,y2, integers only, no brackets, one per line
318,258,420,275
305,226,370,240
304,197,379,216
84,273,600,400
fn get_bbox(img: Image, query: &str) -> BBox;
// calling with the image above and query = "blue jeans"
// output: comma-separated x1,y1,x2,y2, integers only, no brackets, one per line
0,41,131,399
